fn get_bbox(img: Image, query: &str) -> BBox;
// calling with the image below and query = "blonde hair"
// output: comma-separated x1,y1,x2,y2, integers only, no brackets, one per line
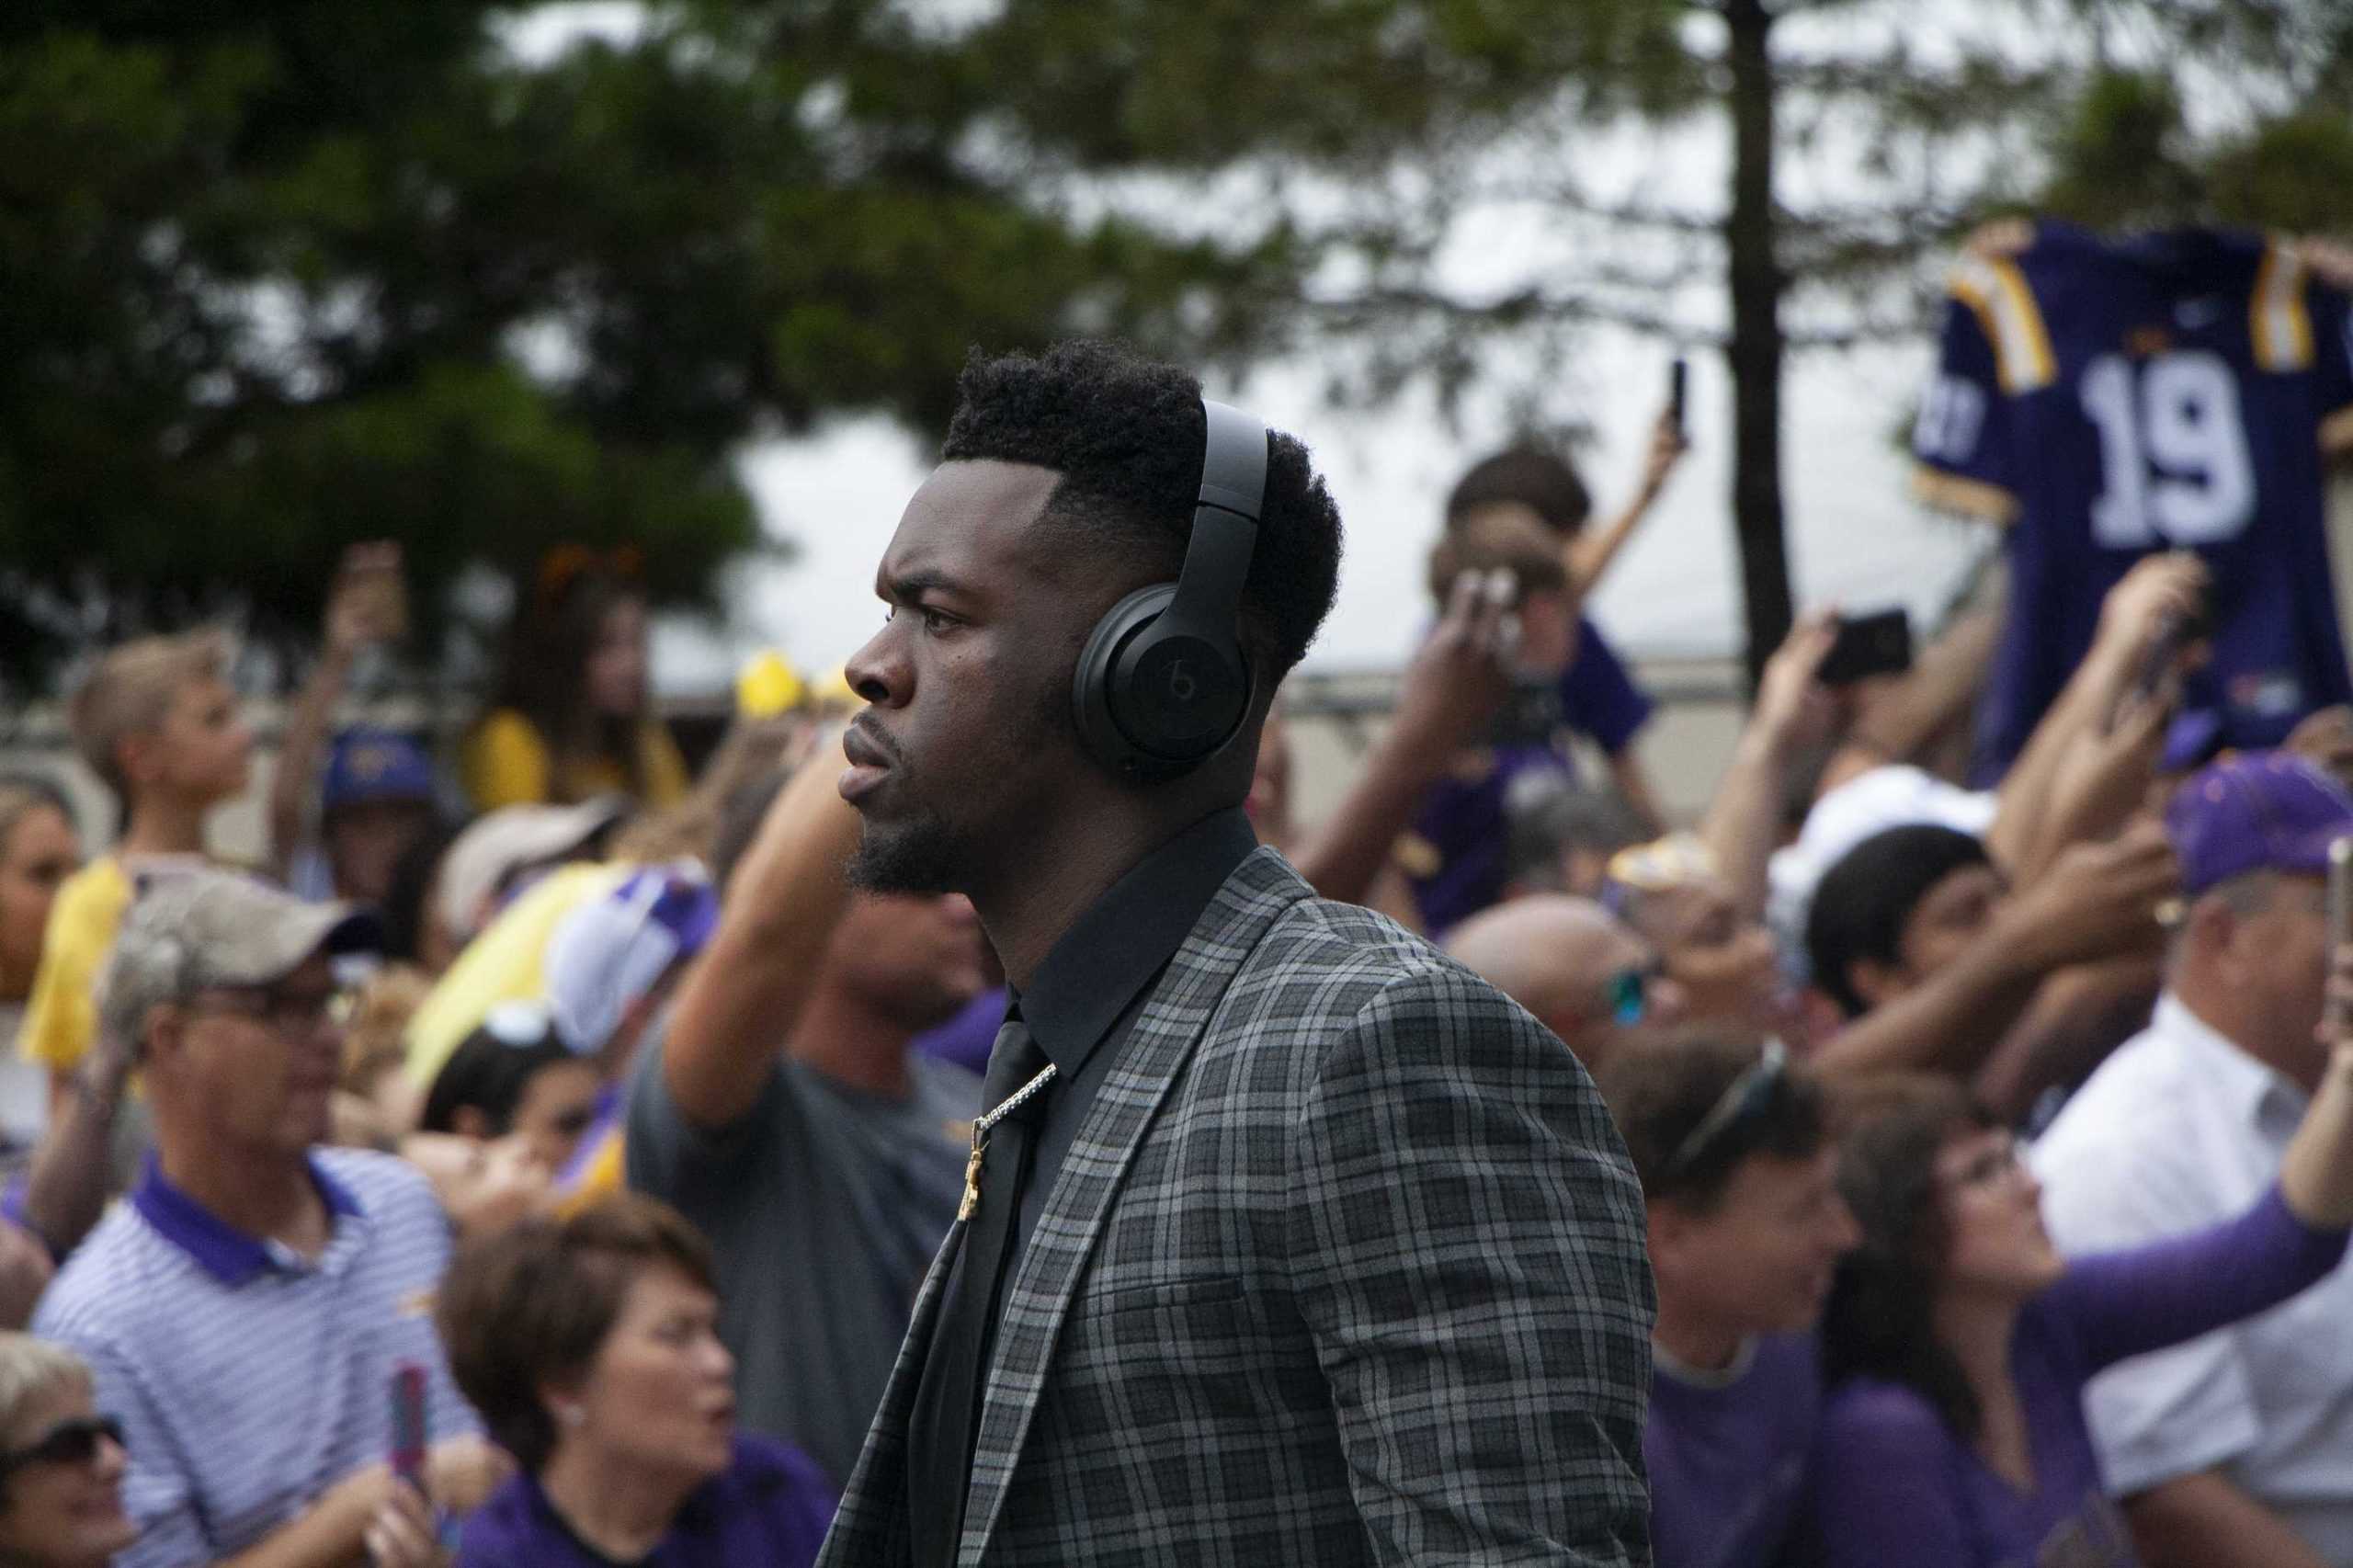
68,630,233,800
604,714,811,871
0,1335,91,1448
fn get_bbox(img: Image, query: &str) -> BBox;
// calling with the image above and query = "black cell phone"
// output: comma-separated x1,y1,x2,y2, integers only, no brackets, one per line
1668,358,1688,434
1817,608,1914,685
1487,674,1564,749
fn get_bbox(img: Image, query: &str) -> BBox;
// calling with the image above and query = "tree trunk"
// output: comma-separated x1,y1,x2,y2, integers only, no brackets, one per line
1723,0,1791,692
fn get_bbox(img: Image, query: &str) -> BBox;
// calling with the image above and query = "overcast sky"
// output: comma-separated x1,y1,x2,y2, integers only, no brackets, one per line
506,5,1995,688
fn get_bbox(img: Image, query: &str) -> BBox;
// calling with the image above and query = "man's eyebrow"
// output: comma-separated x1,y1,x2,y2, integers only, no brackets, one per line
876,569,965,604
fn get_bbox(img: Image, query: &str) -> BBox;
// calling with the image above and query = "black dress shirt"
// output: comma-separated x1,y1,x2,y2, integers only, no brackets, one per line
1004,804,1260,1281
904,806,1257,1554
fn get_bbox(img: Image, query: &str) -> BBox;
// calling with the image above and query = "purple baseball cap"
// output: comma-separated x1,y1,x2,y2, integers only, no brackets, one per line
2165,751,2353,896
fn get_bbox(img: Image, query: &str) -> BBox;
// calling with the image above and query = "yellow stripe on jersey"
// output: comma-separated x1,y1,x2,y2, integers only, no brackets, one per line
2322,405,2353,459
1949,254,2056,394
1911,466,2020,526
2252,240,2316,371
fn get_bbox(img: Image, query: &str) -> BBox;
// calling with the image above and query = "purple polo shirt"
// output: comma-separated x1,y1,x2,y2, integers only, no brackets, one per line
1404,616,1654,933
455,1433,836,1567
1647,1332,1820,1568
1809,1185,2347,1568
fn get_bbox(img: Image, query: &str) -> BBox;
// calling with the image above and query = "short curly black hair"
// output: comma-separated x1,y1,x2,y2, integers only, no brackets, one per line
940,341,1343,677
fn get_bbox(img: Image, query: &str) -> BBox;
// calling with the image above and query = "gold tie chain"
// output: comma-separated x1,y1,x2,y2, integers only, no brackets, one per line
958,1063,1059,1223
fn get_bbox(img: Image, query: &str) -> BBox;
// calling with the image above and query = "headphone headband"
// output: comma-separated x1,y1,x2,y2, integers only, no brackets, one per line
1068,395,1270,780
1161,400,1267,639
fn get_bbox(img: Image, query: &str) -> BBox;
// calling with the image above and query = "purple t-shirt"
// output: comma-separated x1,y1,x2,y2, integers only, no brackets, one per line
1810,1185,2347,1568
455,1433,835,1568
1560,617,1657,755
1405,616,1654,932
912,985,1007,1076
1648,1332,1820,1568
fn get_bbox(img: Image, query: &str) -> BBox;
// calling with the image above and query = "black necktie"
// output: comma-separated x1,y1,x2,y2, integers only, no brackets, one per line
907,1014,1054,1568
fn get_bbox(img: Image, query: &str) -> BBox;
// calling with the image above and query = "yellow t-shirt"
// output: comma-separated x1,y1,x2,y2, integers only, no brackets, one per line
17,858,135,1075
402,861,631,1091
460,710,690,813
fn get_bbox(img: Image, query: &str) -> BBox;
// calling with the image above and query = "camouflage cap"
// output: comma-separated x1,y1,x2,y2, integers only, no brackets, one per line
98,867,381,1054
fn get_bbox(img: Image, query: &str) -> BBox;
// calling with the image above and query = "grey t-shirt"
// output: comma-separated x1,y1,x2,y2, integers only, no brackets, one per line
625,1036,979,1486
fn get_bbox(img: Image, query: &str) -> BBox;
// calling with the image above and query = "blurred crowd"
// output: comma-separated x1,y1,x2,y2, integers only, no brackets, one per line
3,322,2353,1568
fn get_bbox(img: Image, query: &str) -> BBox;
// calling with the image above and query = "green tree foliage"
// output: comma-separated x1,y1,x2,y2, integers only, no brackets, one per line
0,1,1295,687
8,1,2351,691
945,0,2353,676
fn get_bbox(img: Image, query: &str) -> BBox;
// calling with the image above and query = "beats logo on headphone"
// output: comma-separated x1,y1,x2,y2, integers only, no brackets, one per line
1071,398,1267,781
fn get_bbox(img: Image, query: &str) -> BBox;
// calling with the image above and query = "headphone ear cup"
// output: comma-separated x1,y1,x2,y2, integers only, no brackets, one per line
1071,585,1251,780
1073,586,1174,778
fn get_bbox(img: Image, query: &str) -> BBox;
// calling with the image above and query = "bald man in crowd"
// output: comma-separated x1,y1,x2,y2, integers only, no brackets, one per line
1447,895,1686,1070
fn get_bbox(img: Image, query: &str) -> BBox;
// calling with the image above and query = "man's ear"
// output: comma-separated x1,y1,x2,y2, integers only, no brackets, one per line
1537,1002,1604,1069
1647,1198,1701,1281
139,1007,181,1074
450,1106,493,1142
1846,956,1906,1013
115,729,164,792
2183,894,2240,971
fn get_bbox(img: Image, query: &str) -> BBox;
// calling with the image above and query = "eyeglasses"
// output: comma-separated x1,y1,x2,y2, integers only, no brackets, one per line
1662,1040,1789,1179
1938,1131,2027,1194
0,1415,124,1480
1602,960,1665,1027
188,984,352,1039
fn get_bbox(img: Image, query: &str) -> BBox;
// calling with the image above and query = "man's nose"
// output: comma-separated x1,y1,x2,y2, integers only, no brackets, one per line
845,621,906,707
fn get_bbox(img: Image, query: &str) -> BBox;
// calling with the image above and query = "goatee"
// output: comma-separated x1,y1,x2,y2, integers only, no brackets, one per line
846,812,966,895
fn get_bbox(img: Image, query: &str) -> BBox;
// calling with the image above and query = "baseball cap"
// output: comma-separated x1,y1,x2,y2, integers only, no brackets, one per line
100,868,381,1050
436,798,632,946
542,867,719,1056
1766,764,1998,971
2166,751,2353,896
321,730,437,812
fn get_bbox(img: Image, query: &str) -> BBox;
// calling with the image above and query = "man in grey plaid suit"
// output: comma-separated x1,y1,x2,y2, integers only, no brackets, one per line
822,340,1654,1565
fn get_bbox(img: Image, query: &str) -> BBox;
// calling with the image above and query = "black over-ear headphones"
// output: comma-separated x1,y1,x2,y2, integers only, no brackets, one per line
1071,397,1268,781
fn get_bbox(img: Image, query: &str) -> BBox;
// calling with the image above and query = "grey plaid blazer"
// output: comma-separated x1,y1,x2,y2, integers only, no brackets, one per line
818,847,1654,1565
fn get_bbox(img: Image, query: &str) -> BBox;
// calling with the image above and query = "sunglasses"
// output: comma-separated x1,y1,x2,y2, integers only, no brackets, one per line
1602,959,1665,1028
0,1415,123,1480
1662,1040,1789,1180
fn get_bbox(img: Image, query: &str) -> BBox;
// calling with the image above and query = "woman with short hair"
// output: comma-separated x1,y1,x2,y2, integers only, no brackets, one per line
0,1334,134,1567
438,1194,835,1566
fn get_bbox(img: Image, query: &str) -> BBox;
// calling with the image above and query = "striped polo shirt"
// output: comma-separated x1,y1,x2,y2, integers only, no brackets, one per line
33,1148,479,1568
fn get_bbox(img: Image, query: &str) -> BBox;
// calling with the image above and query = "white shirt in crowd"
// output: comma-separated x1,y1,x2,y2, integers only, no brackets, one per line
0,1004,47,1162
2032,992,2353,1566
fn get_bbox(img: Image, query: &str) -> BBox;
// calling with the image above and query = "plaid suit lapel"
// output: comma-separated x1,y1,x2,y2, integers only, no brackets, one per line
957,848,1311,1562
815,1194,971,1566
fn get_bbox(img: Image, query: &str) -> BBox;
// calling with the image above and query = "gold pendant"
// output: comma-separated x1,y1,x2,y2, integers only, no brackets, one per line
958,1140,985,1222
954,1062,1054,1226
